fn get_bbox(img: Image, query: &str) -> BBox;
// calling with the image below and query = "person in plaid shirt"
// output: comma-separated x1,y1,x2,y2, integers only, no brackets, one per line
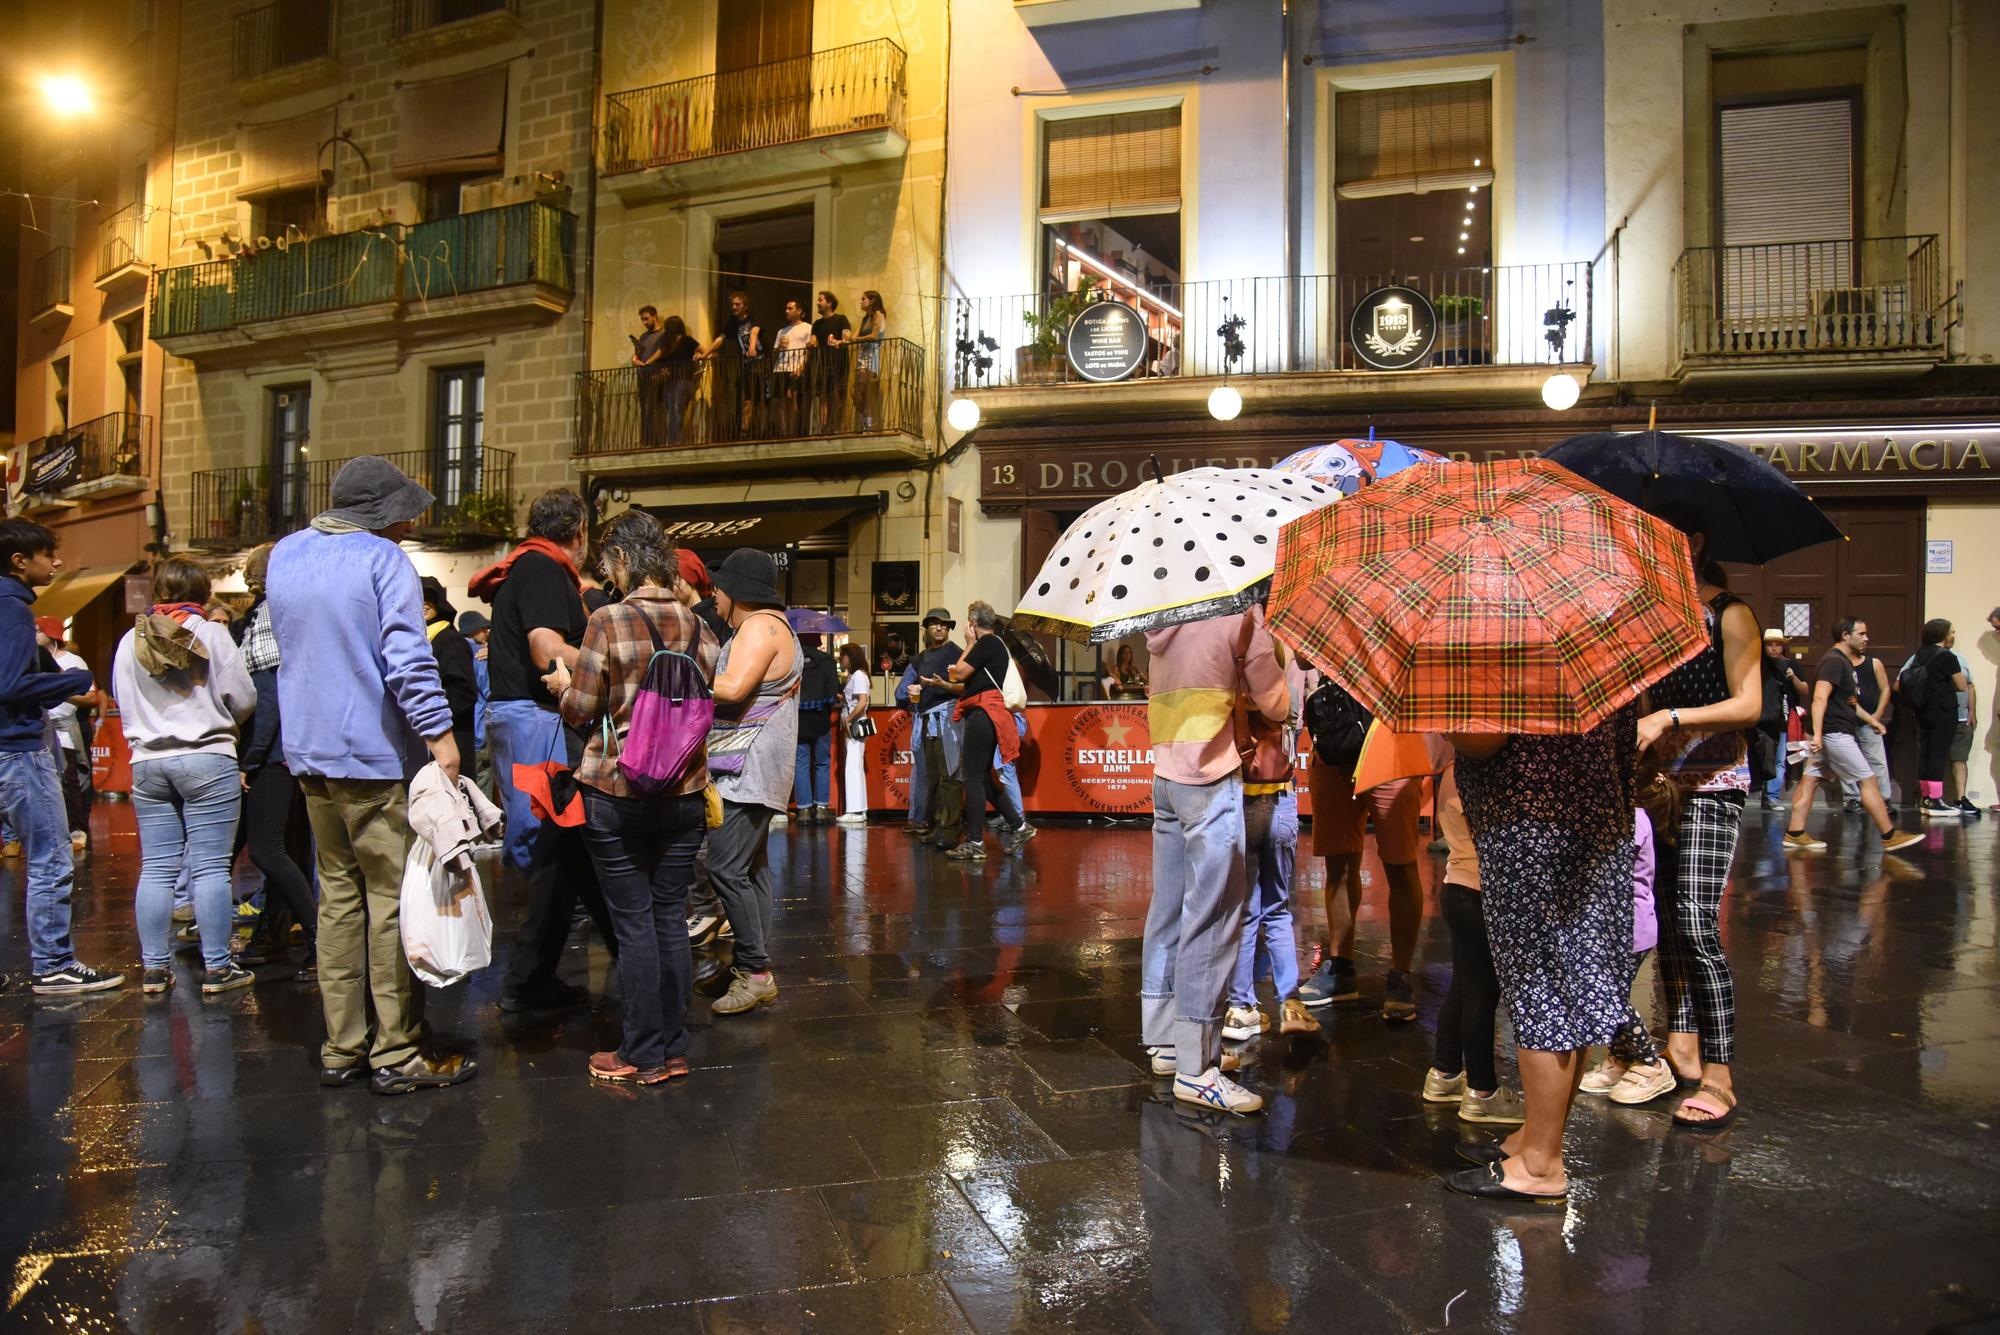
544,511,721,1085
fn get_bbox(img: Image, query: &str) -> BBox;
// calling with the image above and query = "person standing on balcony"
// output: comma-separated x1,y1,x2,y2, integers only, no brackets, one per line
852,290,887,431
632,305,669,447
772,298,814,438
659,316,699,447
699,291,760,442
809,290,852,435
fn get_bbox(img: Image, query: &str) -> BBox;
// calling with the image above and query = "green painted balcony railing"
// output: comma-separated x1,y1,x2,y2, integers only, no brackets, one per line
149,201,575,341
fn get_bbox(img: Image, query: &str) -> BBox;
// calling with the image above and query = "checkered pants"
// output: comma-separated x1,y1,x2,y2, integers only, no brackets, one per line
1656,791,1744,1066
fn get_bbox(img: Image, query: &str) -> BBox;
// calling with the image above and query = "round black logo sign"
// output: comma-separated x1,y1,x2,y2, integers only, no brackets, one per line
1348,286,1437,371
1065,302,1148,382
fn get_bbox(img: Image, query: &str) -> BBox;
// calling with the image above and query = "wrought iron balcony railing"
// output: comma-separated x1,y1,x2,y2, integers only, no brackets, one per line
98,204,147,278
150,201,575,341
234,0,335,81
1673,235,1945,361
394,0,516,38
27,413,154,496
947,262,1592,390
575,336,926,456
603,38,907,175
190,447,515,549
31,247,73,315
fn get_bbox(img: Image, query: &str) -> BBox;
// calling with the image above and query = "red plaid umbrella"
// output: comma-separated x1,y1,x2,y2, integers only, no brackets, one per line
1268,458,1707,735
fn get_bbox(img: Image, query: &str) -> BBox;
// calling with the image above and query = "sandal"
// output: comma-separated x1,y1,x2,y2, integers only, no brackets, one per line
1671,1082,1738,1131
1444,1160,1566,1204
1608,1061,1678,1106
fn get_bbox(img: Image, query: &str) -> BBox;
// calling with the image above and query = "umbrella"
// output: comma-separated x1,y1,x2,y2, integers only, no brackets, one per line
1273,438,1448,495
1351,722,1454,794
1269,458,1707,735
1000,627,1061,700
1542,431,1843,564
1013,466,1341,644
785,608,850,634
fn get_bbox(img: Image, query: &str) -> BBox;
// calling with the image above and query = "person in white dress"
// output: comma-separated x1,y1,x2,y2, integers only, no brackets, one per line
837,643,872,824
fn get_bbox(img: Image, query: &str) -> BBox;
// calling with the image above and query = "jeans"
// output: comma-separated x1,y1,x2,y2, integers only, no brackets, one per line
131,752,242,971
1229,791,1300,1006
582,787,705,1068
299,775,421,1070
1433,883,1499,1092
0,748,78,974
1840,726,1891,803
503,819,615,994
244,762,316,947
793,732,832,809
907,719,928,822
958,707,1023,843
1142,774,1249,1073
709,800,777,973
488,699,564,871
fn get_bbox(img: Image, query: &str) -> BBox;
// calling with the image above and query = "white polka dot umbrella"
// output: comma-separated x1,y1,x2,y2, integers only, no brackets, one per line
1012,466,1340,644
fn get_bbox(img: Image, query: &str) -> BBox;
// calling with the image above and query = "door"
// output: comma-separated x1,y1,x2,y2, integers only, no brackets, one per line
268,384,312,536
1723,499,1925,799
714,0,813,153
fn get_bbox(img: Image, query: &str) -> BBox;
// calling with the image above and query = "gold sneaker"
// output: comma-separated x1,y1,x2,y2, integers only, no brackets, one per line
1423,1068,1468,1103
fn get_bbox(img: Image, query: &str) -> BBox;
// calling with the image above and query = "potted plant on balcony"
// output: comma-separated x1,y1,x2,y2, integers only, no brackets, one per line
1017,273,1099,385
430,490,520,548
1434,294,1486,366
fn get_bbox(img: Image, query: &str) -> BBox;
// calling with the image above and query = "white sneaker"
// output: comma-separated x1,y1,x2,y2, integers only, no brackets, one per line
1173,1067,1264,1115
834,814,867,825
1221,1005,1269,1042
770,814,790,828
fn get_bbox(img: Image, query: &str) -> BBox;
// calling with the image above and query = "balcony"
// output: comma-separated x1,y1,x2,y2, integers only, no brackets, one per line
234,0,338,102
96,203,151,296
602,39,908,199
949,262,1593,421
26,414,154,505
1673,236,1947,382
391,0,522,59
189,447,515,550
30,247,74,326
149,201,576,369
575,337,927,477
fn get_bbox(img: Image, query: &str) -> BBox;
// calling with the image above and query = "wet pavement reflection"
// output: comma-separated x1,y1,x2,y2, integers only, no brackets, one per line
2,802,1996,1331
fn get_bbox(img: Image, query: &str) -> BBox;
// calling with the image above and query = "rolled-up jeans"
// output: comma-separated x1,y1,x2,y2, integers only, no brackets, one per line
1142,773,1249,1074
131,751,242,970
1229,790,1300,1006
487,698,564,871
0,748,80,975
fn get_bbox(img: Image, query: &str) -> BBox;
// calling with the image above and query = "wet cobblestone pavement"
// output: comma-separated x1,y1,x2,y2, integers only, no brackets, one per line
3,801,1998,1332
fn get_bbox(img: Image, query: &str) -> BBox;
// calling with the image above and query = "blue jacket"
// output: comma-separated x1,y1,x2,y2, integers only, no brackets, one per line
471,651,490,750
267,528,451,780
1,577,91,753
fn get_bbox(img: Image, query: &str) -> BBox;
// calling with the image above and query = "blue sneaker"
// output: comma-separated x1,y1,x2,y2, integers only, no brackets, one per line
1298,956,1358,1008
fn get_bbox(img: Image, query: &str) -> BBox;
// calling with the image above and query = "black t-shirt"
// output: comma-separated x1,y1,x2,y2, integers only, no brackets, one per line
912,642,961,708
962,634,1011,698
1853,653,1883,715
1815,648,1861,735
797,647,840,741
1909,646,1963,721
489,551,587,709
721,312,757,359
635,327,667,376
1759,654,1796,731
811,315,852,377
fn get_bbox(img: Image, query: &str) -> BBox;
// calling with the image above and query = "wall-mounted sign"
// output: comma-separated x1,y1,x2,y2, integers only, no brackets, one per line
1349,286,1437,371
871,560,920,615
1926,540,1953,574
26,438,82,494
1065,302,1149,382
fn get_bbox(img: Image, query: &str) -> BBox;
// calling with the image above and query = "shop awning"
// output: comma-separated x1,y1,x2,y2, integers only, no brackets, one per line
641,496,881,551
33,563,137,622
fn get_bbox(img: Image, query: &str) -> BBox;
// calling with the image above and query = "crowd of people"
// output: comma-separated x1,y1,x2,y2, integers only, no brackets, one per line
629,288,892,447
2,466,1994,1198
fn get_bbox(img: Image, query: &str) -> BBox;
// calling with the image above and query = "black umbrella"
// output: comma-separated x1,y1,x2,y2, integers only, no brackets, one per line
1000,626,1061,701
1542,431,1843,565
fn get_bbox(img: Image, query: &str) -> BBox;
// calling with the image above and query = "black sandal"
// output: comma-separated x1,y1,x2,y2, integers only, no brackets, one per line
1455,1140,1508,1167
1445,1161,1567,1204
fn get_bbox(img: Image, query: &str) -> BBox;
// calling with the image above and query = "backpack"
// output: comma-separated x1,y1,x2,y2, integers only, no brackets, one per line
1304,678,1371,770
614,608,715,795
1896,648,1949,717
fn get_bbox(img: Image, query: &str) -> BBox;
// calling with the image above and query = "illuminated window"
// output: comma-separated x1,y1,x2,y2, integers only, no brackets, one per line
1334,79,1494,279
432,365,485,508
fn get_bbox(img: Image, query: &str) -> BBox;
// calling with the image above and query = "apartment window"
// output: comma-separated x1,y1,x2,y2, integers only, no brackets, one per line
258,188,323,242
433,365,484,507
269,384,311,528
52,357,72,432
1334,79,1494,279
1717,97,1856,318
1040,107,1184,299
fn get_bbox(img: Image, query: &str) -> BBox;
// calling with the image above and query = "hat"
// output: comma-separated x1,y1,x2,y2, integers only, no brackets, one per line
34,615,64,642
1763,628,1787,642
710,548,782,607
457,610,490,635
922,606,955,628
419,576,457,624
318,456,434,531
676,548,712,597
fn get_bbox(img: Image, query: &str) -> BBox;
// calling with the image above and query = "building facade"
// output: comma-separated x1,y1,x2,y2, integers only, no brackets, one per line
147,0,595,599
579,0,951,663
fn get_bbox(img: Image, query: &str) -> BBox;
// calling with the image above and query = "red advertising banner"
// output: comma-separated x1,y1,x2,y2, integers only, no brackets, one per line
91,704,131,795
859,704,1396,818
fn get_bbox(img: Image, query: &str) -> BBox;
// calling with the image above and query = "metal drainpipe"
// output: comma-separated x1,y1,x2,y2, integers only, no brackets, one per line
1282,0,1299,371
577,0,606,469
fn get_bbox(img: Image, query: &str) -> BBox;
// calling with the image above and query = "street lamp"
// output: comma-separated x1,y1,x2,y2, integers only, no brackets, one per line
946,397,981,433
1207,384,1243,421
1541,372,1581,411
40,75,95,117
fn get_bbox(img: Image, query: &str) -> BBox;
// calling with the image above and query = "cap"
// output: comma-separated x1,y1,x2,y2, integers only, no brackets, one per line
1763,629,1787,642
34,615,65,642
922,606,955,627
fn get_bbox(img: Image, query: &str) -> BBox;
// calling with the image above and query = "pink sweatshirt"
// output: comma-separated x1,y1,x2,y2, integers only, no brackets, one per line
1145,607,1290,786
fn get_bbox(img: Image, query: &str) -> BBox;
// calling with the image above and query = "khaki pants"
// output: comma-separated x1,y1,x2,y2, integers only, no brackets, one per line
300,775,420,1071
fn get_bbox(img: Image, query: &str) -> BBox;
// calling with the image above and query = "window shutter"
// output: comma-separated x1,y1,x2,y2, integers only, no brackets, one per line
394,68,509,181
1041,108,1182,218
239,109,334,198
1335,81,1493,198
1719,100,1853,246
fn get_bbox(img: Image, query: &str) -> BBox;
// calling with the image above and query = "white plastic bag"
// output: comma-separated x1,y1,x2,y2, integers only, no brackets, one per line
399,833,493,988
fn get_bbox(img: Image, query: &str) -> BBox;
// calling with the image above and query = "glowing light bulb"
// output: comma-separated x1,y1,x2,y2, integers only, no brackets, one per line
946,397,981,432
41,75,93,116
1541,373,1581,411
1207,385,1243,421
